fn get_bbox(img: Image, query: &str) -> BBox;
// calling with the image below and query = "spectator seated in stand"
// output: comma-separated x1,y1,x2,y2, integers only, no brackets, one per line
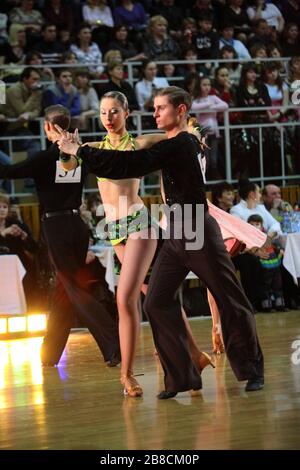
35,23,66,65
99,61,138,112
248,213,285,312
74,71,100,131
211,182,235,213
43,67,80,117
0,192,38,307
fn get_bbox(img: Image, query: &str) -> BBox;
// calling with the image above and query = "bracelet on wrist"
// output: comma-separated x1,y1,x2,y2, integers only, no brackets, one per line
59,152,71,162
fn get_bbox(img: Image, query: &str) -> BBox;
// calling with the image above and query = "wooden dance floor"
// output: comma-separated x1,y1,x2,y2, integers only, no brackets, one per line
1,311,300,450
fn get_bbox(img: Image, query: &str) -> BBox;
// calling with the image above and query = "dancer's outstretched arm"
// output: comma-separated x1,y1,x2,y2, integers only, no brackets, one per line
57,128,197,179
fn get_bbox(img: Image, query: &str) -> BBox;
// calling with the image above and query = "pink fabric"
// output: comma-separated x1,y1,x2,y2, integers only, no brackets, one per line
208,200,267,251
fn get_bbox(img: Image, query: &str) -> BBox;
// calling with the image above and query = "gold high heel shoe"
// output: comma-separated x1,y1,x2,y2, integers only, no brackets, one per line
121,371,143,398
212,324,224,355
197,351,215,373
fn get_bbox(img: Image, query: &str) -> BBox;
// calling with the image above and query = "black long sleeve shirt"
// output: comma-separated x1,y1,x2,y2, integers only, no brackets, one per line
77,132,208,212
0,143,88,214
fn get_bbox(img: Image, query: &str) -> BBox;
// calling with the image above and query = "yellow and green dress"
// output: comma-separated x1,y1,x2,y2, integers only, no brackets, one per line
89,132,159,279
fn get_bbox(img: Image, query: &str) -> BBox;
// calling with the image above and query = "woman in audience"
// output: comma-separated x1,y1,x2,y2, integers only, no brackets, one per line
177,45,202,82
100,61,139,112
0,192,38,306
74,70,100,130
9,0,44,35
143,15,180,62
211,181,235,213
182,72,201,99
223,0,251,41
247,0,285,33
235,63,271,176
267,43,285,74
261,62,289,122
82,0,114,30
4,24,27,64
70,23,104,77
281,23,300,58
135,59,169,112
82,0,114,49
219,45,242,84
108,25,146,62
261,61,290,175
191,76,228,179
213,66,239,122
113,0,148,32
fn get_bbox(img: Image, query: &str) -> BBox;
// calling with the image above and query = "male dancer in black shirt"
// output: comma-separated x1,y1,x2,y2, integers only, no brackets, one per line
58,87,264,397
0,105,120,368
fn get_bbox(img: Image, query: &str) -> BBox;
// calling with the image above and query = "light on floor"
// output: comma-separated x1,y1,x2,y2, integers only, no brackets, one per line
0,313,48,339
27,314,47,332
0,318,7,334
8,316,26,333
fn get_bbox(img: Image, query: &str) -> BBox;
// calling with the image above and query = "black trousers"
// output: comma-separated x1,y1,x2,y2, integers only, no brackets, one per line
144,212,264,392
41,213,120,365
233,253,263,308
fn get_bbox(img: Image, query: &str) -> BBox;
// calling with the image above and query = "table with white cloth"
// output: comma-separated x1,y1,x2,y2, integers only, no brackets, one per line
0,254,27,314
90,243,117,293
283,233,300,286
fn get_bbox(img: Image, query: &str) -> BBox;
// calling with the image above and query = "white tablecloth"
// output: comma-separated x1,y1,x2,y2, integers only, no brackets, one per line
0,255,27,314
283,233,300,285
91,244,117,293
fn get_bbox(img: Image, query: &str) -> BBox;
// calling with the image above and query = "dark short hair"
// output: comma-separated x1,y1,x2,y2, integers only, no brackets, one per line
198,12,214,23
54,67,72,79
247,214,263,225
42,23,56,33
44,105,71,131
20,66,41,81
154,86,192,112
238,179,258,200
212,182,234,207
25,50,42,65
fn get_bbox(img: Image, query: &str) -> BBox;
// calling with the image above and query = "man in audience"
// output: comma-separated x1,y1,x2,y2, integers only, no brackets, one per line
35,23,65,64
0,67,42,180
262,184,293,220
43,68,80,117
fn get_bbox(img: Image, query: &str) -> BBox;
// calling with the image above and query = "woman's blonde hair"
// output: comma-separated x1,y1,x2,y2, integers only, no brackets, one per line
9,24,26,46
149,15,168,33
0,192,10,206
104,49,122,63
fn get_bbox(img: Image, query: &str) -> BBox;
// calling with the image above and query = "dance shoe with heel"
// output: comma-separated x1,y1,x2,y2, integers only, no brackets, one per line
196,351,215,374
121,371,143,398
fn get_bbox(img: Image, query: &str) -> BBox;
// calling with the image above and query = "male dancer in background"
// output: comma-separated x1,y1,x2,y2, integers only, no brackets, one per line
58,87,264,397
0,105,120,368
